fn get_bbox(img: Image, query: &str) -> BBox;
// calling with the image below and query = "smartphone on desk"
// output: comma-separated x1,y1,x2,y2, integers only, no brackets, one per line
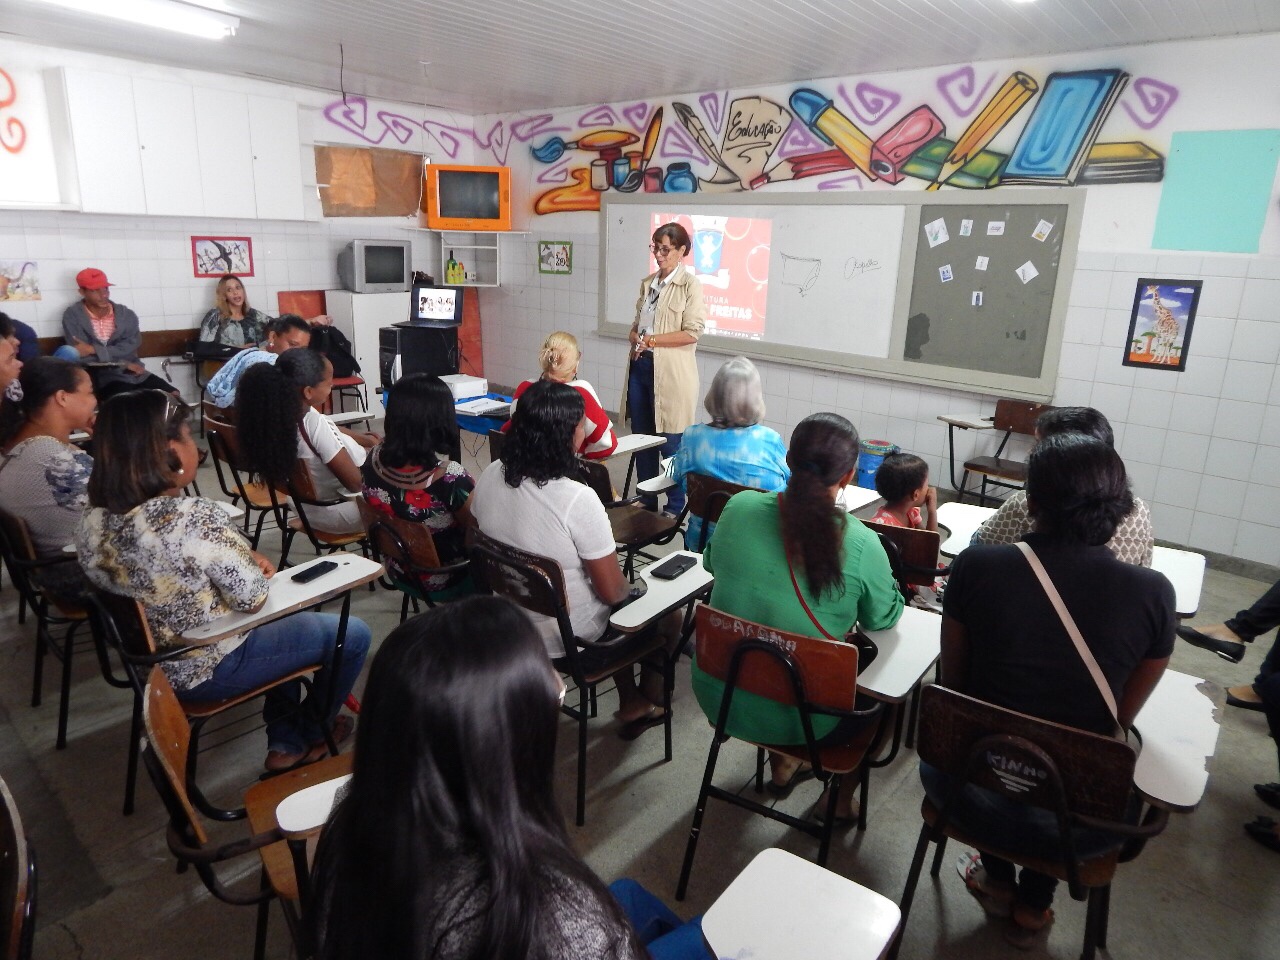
291,560,339,584
651,554,697,580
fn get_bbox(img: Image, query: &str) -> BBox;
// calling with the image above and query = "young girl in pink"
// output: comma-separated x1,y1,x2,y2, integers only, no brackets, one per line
869,452,937,531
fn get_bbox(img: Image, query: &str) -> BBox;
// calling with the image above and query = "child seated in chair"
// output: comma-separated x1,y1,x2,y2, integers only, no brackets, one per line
869,453,937,531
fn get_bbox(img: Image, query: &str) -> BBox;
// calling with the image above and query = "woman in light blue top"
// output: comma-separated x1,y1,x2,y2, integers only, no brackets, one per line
672,356,788,550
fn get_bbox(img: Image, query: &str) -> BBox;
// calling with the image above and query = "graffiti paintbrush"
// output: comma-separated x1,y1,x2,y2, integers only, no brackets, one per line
926,71,1038,191
750,149,855,189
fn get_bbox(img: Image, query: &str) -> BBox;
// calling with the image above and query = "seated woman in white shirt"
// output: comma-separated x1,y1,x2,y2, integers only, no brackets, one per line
471,379,675,737
237,348,365,535
502,331,618,459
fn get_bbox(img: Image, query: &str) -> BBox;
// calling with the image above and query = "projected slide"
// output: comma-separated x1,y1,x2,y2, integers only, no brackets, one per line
652,212,772,340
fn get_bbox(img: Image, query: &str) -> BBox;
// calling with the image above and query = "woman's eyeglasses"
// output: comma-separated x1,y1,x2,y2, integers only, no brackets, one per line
649,244,677,256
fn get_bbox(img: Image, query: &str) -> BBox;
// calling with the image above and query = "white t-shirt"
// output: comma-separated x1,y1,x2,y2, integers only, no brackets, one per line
297,407,367,533
470,460,617,657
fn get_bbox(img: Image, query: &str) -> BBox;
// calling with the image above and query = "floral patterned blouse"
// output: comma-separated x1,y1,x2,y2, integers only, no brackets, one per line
77,497,269,691
360,445,474,593
198,307,269,347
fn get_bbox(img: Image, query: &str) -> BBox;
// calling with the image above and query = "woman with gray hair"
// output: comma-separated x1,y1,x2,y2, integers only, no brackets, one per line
671,356,789,550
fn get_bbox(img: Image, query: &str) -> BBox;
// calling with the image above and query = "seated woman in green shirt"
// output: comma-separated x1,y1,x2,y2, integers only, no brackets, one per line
691,412,904,822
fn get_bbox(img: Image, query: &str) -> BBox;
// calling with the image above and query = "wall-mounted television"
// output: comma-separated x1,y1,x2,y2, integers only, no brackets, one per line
424,164,512,231
410,284,464,327
337,239,412,293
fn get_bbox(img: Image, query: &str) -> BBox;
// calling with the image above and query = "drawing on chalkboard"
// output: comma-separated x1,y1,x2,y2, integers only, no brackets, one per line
844,256,881,279
780,254,821,296
1124,278,1201,372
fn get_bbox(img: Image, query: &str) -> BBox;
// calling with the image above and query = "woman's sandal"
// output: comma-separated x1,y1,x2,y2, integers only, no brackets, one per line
1005,904,1055,950
618,703,667,741
956,852,1014,919
767,758,816,799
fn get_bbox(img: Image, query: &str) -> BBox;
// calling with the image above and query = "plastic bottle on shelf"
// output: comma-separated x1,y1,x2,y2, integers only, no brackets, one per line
446,250,464,284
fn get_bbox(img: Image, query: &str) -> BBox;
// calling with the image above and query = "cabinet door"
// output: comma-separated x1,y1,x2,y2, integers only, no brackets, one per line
193,88,256,219
133,78,203,216
60,68,145,214
247,95,304,220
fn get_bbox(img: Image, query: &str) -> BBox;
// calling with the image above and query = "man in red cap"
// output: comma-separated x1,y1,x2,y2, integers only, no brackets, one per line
59,267,177,401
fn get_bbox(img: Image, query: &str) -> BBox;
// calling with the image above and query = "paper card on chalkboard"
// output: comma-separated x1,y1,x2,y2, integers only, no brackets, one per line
987,221,1005,236
975,256,989,271
925,218,949,247
940,264,954,282
1016,261,1039,284
960,219,973,237
1033,220,1054,242
972,291,983,306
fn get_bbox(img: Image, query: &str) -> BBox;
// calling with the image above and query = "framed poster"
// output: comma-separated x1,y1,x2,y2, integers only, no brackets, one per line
539,240,573,274
1123,278,1201,371
191,236,254,278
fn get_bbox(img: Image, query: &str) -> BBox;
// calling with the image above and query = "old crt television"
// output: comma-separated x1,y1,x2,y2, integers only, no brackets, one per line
410,284,464,327
336,240,412,293
424,164,512,231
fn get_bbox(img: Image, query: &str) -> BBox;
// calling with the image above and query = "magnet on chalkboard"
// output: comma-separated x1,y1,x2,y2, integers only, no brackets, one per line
870,106,944,184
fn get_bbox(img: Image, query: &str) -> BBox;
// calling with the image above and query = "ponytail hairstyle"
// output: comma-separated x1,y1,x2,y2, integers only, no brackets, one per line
780,412,860,599
1026,433,1133,546
87,389,190,513
538,331,581,383
237,347,330,487
0,357,87,448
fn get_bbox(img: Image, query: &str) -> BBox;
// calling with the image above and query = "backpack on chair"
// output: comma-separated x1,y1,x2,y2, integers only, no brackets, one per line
309,325,360,378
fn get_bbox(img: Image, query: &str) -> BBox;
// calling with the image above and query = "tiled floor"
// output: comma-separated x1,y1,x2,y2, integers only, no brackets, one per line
3,436,1279,960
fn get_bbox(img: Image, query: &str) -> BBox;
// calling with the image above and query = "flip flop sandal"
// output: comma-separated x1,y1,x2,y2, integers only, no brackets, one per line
767,763,816,798
956,852,1014,919
618,705,667,741
1004,908,1055,950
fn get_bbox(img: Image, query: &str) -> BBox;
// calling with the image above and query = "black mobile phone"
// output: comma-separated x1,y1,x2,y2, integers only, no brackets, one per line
291,560,339,584
651,554,696,580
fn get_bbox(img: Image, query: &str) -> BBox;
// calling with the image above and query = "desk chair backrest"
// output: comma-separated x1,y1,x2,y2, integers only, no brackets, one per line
863,521,945,591
357,501,444,570
468,529,576,657
917,684,1136,824
88,589,160,662
0,509,41,608
686,474,756,551
695,604,859,716
142,666,208,845
0,776,34,960
487,428,505,462
992,397,1049,437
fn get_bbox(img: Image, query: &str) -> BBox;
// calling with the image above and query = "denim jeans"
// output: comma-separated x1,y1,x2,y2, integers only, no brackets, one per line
183,612,371,755
628,354,685,513
608,879,709,959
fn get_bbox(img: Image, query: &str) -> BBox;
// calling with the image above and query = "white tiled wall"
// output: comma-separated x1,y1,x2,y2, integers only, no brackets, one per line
480,241,1280,565
0,208,436,395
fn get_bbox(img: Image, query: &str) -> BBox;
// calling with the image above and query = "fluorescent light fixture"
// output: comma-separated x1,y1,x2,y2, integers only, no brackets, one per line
30,0,239,40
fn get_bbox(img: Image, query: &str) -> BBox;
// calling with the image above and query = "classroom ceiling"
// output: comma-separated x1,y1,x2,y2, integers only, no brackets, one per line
4,0,1279,114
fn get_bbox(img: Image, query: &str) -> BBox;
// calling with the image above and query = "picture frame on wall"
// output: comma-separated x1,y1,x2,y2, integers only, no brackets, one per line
538,240,573,275
1122,277,1201,372
191,236,254,278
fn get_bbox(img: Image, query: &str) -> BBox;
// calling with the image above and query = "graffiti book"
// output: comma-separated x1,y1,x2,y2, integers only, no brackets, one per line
1001,69,1130,185
1077,141,1165,185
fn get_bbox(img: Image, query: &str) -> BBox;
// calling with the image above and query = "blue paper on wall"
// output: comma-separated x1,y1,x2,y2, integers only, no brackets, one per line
1152,129,1280,254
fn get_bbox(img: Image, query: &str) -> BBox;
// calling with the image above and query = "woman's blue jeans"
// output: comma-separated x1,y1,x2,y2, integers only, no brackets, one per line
183,612,371,755
628,353,684,513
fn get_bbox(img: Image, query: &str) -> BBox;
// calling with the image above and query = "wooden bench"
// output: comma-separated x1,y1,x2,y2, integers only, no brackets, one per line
34,328,198,359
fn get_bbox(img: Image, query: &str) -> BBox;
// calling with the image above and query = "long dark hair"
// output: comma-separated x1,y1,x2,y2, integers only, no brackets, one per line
780,413,860,599
87,390,190,513
501,379,584,488
237,347,328,486
312,597,638,960
379,374,458,469
1027,433,1133,546
0,357,88,448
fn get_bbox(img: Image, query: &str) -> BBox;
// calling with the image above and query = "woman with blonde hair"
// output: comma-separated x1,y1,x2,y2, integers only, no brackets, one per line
197,274,332,348
503,330,617,459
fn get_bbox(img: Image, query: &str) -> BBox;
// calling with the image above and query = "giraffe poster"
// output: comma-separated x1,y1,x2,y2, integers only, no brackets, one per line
1123,278,1201,372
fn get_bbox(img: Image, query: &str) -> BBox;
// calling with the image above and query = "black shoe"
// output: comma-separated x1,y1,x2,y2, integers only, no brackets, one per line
1176,625,1245,663
1245,817,1280,852
1226,691,1266,712
1255,783,1280,811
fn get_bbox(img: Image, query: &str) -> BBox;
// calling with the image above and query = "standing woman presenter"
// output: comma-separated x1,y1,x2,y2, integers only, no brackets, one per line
622,222,706,515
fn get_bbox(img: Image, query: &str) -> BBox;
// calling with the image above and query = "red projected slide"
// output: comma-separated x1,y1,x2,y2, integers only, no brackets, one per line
652,213,771,340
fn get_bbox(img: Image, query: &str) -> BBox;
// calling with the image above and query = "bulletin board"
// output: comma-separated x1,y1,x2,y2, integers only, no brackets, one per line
599,189,1085,401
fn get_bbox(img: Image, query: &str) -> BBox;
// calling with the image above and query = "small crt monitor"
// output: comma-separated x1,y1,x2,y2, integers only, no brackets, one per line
410,284,464,327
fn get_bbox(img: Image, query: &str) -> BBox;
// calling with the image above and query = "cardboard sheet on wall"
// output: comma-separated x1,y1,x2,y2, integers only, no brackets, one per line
1152,129,1280,254
315,145,421,217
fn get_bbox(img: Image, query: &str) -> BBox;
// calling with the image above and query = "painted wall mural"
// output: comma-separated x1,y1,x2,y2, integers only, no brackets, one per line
320,61,1177,218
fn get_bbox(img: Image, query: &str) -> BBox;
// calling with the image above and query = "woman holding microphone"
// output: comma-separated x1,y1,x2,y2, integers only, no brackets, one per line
622,222,706,516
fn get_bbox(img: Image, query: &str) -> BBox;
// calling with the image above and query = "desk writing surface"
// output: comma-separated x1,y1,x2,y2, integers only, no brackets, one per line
609,551,713,632
1150,545,1206,618
276,770,353,837
1132,669,1221,811
937,501,996,555
857,605,941,702
182,555,383,644
608,433,666,458
702,848,900,960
